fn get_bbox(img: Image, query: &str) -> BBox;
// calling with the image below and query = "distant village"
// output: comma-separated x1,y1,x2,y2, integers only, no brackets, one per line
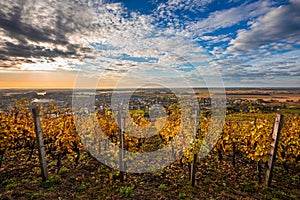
1,89,300,118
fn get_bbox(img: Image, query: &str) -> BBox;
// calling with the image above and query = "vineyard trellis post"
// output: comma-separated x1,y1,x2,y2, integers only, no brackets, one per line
190,108,200,187
32,106,48,181
118,106,125,182
265,113,283,187
190,153,198,187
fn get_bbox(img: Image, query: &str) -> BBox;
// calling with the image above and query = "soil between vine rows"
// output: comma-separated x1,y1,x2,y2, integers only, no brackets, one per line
1,149,299,200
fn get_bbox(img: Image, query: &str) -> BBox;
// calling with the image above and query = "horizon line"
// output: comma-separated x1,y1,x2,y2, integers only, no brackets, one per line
1,86,300,90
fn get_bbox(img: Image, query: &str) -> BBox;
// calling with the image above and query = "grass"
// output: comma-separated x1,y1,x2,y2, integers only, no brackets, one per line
281,108,300,115
119,185,135,198
5,182,18,190
158,183,167,191
43,174,61,189
77,184,87,192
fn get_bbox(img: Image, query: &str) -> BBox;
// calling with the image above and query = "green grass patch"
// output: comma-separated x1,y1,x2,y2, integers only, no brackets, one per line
178,192,187,199
158,184,167,191
77,184,87,192
5,183,18,190
119,185,135,198
43,174,60,188
281,108,300,115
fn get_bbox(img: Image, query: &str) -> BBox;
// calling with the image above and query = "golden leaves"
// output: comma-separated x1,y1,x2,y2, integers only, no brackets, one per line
1,99,300,167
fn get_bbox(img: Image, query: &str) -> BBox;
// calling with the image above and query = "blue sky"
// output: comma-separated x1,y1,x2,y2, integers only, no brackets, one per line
0,0,299,88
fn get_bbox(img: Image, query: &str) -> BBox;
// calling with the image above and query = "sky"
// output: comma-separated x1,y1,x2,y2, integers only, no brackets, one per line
0,0,300,88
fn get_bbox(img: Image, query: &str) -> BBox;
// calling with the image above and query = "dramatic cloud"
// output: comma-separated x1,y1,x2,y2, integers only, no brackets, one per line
0,0,95,69
0,0,299,87
187,0,273,37
227,0,300,54
214,49,300,87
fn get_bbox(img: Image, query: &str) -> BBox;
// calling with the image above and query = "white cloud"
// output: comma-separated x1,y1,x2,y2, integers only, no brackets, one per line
1,0,299,87
211,49,300,87
227,0,300,54
161,0,213,12
187,0,273,37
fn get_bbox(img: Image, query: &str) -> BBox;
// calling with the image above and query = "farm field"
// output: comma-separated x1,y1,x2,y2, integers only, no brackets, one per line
194,88,300,102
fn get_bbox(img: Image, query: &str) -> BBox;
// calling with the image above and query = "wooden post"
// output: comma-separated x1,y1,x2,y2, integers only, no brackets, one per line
265,113,283,187
118,108,124,182
122,111,127,171
190,153,197,187
32,106,48,181
190,109,200,187
257,161,262,184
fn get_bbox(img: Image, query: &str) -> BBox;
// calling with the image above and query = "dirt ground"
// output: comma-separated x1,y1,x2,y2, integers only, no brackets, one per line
1,149,299,200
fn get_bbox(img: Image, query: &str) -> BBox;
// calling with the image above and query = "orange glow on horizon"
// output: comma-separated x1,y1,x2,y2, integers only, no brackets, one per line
0,71,116,89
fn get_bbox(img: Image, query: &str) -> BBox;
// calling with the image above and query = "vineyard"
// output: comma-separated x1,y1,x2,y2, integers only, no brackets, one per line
1,99,300,199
